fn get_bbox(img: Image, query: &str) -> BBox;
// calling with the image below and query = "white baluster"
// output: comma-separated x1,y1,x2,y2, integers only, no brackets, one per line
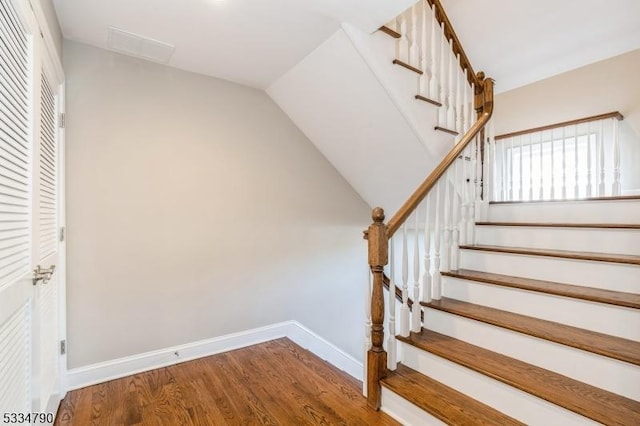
455,55,462,134
422,196,432,305
411,213,421,333
598,119,605,196
462,75,470,132
387,237,397,370
562,126,567,199
612,118,621,195
574,124,579,198
398,15,408,63
417,2,427,96
400,223,410,337
550,130,556,199
491,120,499,203
470,139,478,236
442,172,451,272
539,132,544,200
529,133,533,200
459,149,468,247
438,23,447,125
428,4,438,100
446,41,455,131
518,135,523,200
451,160,460,271
586,121,593,198
509,137,514,200
500,136,506,201
364,269,372,395
467,83,476,125
406,8,415,67
433,180,442,300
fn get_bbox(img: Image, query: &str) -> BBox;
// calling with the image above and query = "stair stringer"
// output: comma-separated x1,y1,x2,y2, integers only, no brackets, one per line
268,27,455,213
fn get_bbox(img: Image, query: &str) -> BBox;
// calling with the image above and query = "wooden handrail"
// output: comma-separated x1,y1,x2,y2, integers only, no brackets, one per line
365,0,493,410
495,111,624,140
386,78,494,238
426,0,479,88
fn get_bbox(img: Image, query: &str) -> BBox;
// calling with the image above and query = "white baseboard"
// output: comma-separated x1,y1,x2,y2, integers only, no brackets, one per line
66,321,363,391
286,321,363,381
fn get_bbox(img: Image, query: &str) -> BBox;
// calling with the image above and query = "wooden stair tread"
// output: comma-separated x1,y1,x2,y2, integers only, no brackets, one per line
381,364,524,425
442,269,640,309
422,297,640,366
460,244,640,266
398,329,640,425
476,221,640,229
415,94,442,107
434,125,459,136
490,195,640,204
391,59,423,75
378,25,401,39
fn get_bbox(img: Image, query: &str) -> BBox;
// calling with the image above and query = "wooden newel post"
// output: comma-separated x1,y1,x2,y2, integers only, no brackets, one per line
366,207,388,409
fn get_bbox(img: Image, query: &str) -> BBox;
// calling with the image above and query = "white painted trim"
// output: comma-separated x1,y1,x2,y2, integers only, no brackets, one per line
286,321,364,381
382,387,446,426
65,321,363,391
29,0,64,83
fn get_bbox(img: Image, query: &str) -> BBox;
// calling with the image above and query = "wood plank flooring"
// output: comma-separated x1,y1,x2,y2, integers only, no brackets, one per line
55,338,399,426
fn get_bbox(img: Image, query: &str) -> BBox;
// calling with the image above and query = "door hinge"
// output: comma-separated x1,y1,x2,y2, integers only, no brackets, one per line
60,340,66,355
59,113,65,128
59,226,65,242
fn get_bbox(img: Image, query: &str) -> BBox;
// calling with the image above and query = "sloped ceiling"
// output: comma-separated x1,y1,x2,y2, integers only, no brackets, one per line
53,0,640,91
52,0,415,88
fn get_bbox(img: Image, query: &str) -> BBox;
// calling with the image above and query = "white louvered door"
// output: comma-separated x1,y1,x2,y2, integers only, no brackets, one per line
0,0,64,417
0,0,35,414
34,65,60,413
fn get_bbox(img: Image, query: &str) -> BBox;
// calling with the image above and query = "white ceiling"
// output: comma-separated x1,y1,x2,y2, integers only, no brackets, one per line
53,0,640,91
441,0,640,93
52,0,414,88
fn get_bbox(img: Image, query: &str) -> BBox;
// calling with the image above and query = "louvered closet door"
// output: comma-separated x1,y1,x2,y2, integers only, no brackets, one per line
34,67,60,412
0,0,34,413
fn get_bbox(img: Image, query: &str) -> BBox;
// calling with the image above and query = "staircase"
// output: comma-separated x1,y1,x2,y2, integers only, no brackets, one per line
380,196,640,425
343,1,640,425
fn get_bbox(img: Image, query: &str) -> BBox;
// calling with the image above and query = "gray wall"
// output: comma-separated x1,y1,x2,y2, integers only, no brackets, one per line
494,49,640,192
64,40,371,369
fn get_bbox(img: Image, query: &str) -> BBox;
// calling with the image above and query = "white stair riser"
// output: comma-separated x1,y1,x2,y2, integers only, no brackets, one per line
460,249,639,294
476,226,640,255
399,343,600,426
381,387,446,426
443,277,640,340
487,200,640,223
423,308,640,400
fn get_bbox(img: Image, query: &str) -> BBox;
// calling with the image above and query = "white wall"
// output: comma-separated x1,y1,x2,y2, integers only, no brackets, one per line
64,40,371,369
494,49,640,192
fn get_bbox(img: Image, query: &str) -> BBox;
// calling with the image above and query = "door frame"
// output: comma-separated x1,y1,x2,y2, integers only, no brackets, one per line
12,0,67,411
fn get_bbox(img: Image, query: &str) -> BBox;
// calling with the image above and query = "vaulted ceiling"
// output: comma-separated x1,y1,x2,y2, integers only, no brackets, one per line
53,0,640,92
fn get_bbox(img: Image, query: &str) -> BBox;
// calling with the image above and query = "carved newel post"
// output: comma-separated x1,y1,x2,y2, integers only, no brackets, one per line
366,207,388,409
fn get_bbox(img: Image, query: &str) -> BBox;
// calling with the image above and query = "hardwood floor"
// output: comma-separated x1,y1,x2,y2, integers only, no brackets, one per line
55,338,399,426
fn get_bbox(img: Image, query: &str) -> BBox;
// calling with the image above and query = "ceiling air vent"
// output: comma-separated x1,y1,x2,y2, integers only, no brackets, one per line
107,27,175,64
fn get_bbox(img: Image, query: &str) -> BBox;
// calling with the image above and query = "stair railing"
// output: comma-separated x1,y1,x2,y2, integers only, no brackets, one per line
490,112,624,202
364,0,495,409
